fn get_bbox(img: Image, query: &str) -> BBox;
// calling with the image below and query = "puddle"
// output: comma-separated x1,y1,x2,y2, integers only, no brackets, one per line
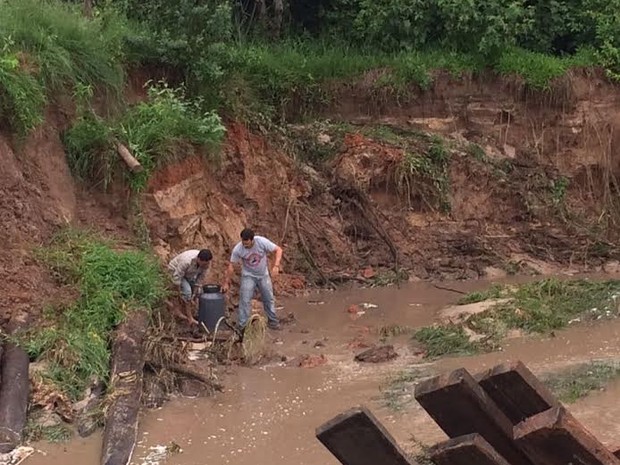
24,275,620,465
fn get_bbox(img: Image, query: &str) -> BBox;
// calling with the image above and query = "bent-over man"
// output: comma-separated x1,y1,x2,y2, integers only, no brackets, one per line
168,248,213,325
222,228,282,330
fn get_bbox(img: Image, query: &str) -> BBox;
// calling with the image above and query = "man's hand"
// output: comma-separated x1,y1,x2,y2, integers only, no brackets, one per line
271,265,280,277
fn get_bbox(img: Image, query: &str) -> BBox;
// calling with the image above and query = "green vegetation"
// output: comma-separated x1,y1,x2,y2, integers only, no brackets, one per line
381,367,431,411
64,81,225,191
543,361,620,403
414,278,620,359
413,324,482,359
24,417,73,443
24,229,167,400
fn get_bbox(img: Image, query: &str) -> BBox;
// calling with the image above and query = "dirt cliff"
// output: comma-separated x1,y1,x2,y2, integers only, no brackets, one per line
2,70,620,324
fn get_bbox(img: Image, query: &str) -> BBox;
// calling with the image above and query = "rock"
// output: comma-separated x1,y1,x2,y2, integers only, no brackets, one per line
317,133,332,145
36,411,62,428
354,345,398,363
346,304,361,314
503,144,516,158
314,341,325,348
291,354,327,368
361,267,376,279
177,378,210,398
603,260,620,274
280,312,296,325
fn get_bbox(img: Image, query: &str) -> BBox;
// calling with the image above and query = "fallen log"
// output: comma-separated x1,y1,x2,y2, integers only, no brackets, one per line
476,361,559,425
414,368,533,465
101,310,149,465
115,142,143,173
430,433,512,465
513,406,620,465
316,406,417,465
0,318,29,454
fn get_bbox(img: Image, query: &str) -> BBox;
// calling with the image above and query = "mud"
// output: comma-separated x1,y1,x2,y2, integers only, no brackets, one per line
24,275,620,465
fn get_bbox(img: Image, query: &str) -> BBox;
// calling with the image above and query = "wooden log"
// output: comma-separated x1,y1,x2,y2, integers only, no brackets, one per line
513,406,620,465
430,434,512,465
476,361,560,425
115,142,143,173
316,406,417,465
0,340,28,453
414,368,533,465
101,310,149,465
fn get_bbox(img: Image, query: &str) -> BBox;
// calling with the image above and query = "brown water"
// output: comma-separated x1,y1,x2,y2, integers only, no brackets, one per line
24,275,620,465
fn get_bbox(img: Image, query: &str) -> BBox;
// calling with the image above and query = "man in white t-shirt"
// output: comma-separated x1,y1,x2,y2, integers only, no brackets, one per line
222,228,283,330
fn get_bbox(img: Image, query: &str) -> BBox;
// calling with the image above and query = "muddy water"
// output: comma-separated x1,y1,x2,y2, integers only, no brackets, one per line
25,275,620,465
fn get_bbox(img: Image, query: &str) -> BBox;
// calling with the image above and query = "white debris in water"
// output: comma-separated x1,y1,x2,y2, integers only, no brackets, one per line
361,303,378,309
0,447,34,465
140,444,183,465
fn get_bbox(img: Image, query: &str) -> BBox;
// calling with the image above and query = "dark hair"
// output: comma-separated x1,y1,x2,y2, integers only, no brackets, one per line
240,228,255,241
197,249,213,261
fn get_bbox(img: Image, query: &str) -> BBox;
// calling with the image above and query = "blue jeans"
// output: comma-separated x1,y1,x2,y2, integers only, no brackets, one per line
180,278,196,302
238,274,277,328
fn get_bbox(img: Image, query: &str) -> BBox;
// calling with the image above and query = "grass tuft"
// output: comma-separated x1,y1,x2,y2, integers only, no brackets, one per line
413,324,481,359
542,361,620,403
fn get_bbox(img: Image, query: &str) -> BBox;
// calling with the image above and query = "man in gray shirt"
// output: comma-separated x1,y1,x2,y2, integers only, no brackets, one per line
168,248,213,325
222,228,283,330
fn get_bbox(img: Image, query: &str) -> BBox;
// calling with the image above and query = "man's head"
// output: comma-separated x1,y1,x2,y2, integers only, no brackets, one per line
196,249,213,268
240,228,255,249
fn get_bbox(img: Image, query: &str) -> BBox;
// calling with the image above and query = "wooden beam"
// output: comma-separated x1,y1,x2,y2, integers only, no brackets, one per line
0,341,29,453
514,406,620,465
115,142,143,173
430,434,512,465
476,361,560,425
316,406,417,465
414,368,533,465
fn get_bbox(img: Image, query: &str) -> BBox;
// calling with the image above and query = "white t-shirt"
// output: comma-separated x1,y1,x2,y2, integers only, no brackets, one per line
230,236,277,278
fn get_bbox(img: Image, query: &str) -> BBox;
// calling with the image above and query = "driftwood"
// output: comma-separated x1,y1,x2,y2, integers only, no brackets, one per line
146,360,224,392
115,142,143,173
0,317,30,454
75,380,105,438
316,406,417,465
101,310,149,465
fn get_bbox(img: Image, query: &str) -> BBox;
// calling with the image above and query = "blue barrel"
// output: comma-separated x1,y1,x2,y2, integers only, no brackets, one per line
198,284,226,331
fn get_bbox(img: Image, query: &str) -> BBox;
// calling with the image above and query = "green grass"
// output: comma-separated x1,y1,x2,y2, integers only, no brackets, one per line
469,278,620,335
414,278,620,359
495,47,597,90
381,367,431,411
457,284,506,304
413,324,482,359
24,420,73,443
23,228,168,400
0,0,130,134
63,81,226,192
542,361,620,403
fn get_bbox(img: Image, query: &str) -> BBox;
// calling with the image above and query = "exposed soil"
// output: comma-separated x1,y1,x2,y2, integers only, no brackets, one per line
3,71,620,327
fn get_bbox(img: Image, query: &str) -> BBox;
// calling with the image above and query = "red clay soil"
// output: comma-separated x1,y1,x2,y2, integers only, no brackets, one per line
4,71,620,325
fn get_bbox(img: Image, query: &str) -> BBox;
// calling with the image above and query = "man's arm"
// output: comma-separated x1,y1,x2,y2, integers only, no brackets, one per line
222,262,235,292
271,245,283,276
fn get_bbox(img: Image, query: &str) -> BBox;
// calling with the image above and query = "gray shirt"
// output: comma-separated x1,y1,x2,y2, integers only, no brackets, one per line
230,236,277,278
168,249,208,286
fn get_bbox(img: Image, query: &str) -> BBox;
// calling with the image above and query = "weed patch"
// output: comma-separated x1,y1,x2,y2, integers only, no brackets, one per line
542,361,620,403
24,229,167,400
381,367,431,411
24,418,72,443
413,324,482,359
468,278,620,336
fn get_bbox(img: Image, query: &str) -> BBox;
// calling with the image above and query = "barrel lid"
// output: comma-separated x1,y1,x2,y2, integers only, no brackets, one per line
203,284,221,294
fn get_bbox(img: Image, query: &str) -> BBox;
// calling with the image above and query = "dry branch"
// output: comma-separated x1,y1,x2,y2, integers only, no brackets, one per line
115,142,143,173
